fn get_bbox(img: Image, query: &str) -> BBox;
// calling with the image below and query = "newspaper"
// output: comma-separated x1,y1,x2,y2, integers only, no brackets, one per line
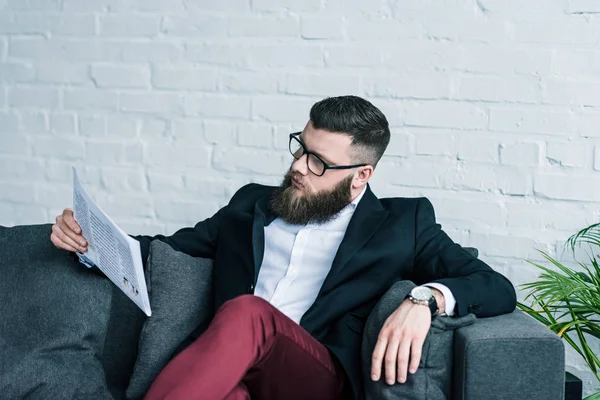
72,168,151,317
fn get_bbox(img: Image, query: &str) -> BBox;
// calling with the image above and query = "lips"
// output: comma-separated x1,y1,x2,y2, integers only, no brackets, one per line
291,176,304,188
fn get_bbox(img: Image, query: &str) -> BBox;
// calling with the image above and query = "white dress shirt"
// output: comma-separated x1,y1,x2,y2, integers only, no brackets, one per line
254,187,456,324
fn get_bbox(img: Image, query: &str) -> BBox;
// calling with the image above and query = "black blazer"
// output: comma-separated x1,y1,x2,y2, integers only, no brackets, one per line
135,183,516,400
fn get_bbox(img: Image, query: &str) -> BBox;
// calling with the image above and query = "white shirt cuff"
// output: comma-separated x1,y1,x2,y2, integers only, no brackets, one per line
424,283,456,316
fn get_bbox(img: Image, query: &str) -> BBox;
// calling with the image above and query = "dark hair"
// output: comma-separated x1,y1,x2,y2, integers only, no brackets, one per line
309,95,390,167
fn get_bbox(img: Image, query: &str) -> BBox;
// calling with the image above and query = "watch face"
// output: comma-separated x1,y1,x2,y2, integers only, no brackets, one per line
411,286,433,301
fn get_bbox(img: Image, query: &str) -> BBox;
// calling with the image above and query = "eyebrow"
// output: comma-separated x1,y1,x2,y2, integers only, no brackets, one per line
297,134,336,165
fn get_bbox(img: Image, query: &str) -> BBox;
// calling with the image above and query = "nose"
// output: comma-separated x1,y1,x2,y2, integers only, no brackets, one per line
291,153,309,176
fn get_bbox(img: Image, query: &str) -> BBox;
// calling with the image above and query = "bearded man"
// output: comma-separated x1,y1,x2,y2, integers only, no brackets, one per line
51,95,516,400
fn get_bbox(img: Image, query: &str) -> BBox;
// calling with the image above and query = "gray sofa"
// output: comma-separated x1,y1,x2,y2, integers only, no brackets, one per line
0,224,566,399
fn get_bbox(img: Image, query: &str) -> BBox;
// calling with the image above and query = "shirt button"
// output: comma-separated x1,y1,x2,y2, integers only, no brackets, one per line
248,284,254,293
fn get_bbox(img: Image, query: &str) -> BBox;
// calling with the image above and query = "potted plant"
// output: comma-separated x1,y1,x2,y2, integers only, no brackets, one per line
517,222,600,400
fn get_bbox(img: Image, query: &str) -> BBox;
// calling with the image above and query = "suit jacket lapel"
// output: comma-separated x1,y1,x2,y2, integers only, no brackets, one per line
317,185,389,296
252,194,276,284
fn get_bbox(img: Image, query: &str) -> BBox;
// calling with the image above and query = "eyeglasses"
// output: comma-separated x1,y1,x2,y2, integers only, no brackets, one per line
288,132,368,177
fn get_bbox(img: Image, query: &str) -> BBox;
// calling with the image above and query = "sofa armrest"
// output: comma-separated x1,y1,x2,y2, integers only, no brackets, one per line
454,310,565,400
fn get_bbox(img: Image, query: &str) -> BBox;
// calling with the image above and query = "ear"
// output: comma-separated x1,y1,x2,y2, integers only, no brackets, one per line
352,165,374,189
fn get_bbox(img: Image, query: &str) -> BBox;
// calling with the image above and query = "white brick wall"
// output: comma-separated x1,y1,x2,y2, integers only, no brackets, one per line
1,0,599,394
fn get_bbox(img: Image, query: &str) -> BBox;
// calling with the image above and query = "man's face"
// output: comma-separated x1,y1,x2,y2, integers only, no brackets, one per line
269,123,358,225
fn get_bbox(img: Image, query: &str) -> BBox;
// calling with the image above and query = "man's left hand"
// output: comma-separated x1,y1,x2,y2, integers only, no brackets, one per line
370,288,444,385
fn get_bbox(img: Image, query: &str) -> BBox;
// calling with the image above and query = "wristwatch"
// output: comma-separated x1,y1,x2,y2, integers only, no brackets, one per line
406,286,439,317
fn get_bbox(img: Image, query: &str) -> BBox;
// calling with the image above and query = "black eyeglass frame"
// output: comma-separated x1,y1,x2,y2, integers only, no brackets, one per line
288,132,369,177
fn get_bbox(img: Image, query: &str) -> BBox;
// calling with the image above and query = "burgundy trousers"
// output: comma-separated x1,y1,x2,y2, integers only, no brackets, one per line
144,295,349,400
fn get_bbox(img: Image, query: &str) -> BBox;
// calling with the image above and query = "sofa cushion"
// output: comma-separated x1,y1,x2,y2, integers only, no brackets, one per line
362,280,476,400
126,240,214,399
0,224,113,399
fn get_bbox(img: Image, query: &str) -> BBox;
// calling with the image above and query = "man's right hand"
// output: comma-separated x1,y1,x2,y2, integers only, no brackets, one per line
51,208,88,253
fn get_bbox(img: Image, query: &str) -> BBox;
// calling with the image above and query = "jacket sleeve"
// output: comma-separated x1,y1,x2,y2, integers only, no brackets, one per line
410,198,517,317
132,204,227,268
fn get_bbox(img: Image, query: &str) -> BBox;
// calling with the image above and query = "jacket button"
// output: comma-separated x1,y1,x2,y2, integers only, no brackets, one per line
248,284,254,293
468,304,481,313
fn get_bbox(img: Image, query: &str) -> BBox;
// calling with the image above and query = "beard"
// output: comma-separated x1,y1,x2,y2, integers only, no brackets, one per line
269,171,354,225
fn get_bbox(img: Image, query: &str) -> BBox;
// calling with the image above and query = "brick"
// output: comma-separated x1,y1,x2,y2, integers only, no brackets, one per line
0,112,19,134
184,95,250,119
238,123,272,148
32,137,85,160
252,96,316,123
35,62,89,84
423,17,507,43
464,46,553,76
0,203,47,226
162,15,227,37
8,87,58,108
120,42,182,63
346,17,421,40
183,177,237,198
595,146,600,170
366,73,451,99
62,0,119,11
152,66,217,91
490,107,575,135
78,115,106,137
100,167,145,191
283,74,360,96
120,93,184,115
324,44,384,67
219,71,280,94
185,0,250,12
185,44,251,67
567,0,600,13
144,143,211,169
20,110,49,135
546,142,588,167
0,183,36,203
9,38,122,62
376,157,452,188
0,62,35,82
171,119,204,140
578,111,600,137
455,76,540,103
104,194,154,219
204,120,236,146
64,89,119,111
500,143,540,166
91,64,150,89
105,115,138,138
0,136,29,155
274,124,295,149
148,172,185,192
469,231,553,261
387,41,465,71
0,157,45,180
535,173,600,202
405,101,487,130
514,17,599,43
429,198,504,229
415,132,455,156
301,17,343,39
506,201,593,232
554,49,600,76
139,118,169,139
451,165,532,196
0,13,96,36
4,0,61,10
544,79,600,106
251,0,320,12
50,113,77,136
0,38,6,61
385,133,412,157
99,14,160,37
121,0,186,11
246,44,323,68
213,147,288,176
230,16,299,37
84,141,127,164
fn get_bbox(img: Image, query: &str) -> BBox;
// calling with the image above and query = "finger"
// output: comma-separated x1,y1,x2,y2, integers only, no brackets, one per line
56,215,87,248
384,334,401,385
397,338,412,383
63,208,82,234
371,332,389,380
52,224,86,252
409,337,424,375
50,231,79,253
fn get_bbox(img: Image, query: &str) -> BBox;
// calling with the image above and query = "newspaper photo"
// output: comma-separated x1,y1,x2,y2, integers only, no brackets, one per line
72,168,151,317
